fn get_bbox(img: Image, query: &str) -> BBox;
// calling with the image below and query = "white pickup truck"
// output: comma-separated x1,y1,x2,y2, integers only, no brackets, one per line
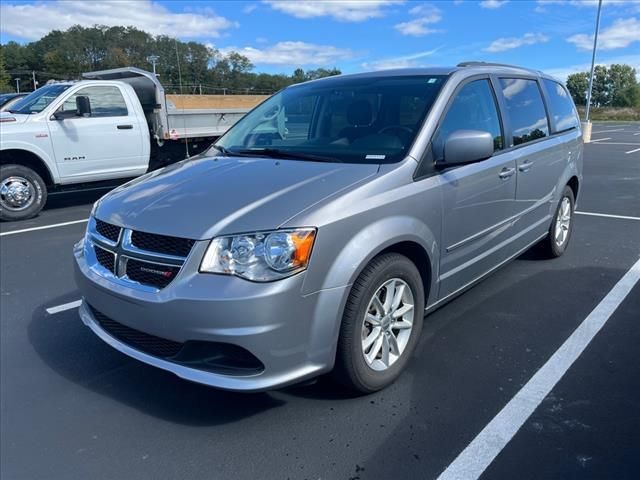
0,67,261,221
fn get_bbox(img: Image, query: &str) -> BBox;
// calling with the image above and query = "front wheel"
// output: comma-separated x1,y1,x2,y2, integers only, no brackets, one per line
0,164,48,221
539,186,575,258
333,253,425,393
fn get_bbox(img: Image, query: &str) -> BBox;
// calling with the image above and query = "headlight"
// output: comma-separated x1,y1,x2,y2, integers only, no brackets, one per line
200,228,316,281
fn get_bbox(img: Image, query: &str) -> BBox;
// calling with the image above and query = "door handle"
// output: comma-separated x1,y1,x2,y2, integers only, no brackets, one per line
499,167,516,179
117,124,133,130
518,160,534,172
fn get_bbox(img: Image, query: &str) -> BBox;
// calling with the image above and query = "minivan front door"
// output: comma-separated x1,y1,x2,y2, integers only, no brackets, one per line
431,78,518,299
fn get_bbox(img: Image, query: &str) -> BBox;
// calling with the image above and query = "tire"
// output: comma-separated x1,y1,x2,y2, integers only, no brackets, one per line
539,185,575,258
0,164,47,221
333,253,425,394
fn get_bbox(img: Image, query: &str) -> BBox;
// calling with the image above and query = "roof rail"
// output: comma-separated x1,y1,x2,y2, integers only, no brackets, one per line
457,61,542,74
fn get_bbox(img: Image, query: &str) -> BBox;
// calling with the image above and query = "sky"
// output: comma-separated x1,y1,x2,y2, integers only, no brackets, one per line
1,0,639,81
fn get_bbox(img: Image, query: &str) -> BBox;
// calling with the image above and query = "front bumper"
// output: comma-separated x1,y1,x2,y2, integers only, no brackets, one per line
74,238,349,392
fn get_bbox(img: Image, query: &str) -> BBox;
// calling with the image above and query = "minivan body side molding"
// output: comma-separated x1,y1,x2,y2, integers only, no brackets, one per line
445,191,553,252
427,230,548,313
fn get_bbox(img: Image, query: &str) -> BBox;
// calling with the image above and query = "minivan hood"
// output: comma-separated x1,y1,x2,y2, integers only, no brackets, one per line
96,155,379,240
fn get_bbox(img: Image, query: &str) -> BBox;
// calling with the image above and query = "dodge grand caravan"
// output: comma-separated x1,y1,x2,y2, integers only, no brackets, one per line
74,62,583,393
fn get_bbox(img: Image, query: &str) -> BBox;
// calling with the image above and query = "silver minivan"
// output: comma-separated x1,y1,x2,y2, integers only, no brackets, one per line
74,62,583,393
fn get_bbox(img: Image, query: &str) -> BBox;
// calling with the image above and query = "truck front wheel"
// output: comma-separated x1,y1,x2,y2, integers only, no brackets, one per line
0,164,48,221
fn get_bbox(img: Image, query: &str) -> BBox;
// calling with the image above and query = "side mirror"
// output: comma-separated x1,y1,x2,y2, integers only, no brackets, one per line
53,95,92,120
441,130,494,166
76,96,91,117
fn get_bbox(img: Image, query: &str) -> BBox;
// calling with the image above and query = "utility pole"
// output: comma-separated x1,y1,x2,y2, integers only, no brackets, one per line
32,71,38,91
585,0,602,125
15,78,20,93
147,55,160,75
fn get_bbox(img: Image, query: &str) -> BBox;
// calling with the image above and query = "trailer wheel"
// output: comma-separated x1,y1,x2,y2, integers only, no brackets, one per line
0,164,47,221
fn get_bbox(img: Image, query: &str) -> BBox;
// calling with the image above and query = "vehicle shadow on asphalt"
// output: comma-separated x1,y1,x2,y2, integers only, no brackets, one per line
44,185,121,212
28,301,286,426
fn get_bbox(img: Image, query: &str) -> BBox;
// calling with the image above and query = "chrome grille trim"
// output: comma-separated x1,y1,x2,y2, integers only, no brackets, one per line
86,217,194,290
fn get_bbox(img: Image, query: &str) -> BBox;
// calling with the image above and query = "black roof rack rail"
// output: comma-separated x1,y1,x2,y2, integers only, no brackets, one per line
457,61,542,74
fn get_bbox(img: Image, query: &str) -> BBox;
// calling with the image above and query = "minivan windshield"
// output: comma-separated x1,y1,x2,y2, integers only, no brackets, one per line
212,75,448,164
10,84,72,114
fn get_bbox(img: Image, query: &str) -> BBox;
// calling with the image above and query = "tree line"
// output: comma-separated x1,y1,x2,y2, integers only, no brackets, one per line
566,64,640,108
0,25,341,94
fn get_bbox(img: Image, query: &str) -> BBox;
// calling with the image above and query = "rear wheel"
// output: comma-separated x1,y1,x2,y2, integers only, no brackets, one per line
333,253,425,393
0,164,47,221
539,185,575,258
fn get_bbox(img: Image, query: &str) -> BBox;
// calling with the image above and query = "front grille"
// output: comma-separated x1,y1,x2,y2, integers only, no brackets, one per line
94,245,115,273
131,230,195,257
125,258,180,289
90,305,183,358
95,219,121,242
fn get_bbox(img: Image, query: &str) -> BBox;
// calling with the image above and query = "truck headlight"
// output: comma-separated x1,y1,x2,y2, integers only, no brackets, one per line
200,228,316,281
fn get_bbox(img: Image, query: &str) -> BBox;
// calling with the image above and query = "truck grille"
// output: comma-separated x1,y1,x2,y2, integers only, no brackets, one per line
131,230,195,257
94,245,116,274
125,258,181,289
95,219,121,242
90,305,183,358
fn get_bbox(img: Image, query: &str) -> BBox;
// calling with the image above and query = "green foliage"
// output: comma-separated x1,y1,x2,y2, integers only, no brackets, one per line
566,64,639,108
0,49,13,92
1,25,342,94
566,72,588,105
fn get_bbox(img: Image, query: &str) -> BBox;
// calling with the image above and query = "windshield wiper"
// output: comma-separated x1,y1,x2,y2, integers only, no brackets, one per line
212,145,256,158
234,148,342,163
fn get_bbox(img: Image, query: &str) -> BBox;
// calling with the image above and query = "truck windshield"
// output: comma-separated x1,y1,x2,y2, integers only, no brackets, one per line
10,85,72,114
212,74,448,164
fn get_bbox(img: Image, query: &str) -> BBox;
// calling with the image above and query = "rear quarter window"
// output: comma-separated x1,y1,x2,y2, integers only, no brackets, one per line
542,79,580,133
499,78,549,146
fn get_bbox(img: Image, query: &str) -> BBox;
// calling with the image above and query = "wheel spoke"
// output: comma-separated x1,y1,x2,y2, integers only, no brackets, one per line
381,335,390,366
371,296,385,315
363,327,382,350
392,319,413,330
366,335,384,364
390,283,405,313
387,332,400,355
382,280,395,313
366,313,381,326
392,303,413,318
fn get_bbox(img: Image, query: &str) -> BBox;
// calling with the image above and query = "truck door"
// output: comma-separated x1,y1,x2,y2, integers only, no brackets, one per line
48,85,146,182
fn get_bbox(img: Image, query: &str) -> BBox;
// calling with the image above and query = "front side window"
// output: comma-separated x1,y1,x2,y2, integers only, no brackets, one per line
11,84,71,114
499,78,549,146
432,79,504,162
542,79,579,133
213,75,448,164
63,86,128,117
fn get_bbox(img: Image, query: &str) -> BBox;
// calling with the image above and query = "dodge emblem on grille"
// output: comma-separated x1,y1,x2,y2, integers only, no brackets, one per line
140,266,174,278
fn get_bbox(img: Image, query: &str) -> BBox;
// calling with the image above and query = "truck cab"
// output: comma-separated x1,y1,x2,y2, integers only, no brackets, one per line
0,67,259,221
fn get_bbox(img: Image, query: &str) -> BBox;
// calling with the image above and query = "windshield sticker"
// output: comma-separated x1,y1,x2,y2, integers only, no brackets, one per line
365,154,386,160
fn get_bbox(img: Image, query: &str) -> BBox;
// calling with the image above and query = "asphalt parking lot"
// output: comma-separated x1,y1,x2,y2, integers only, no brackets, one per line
1,122,639,480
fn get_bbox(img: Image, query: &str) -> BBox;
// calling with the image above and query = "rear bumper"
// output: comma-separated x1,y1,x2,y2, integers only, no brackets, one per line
74,238,349,392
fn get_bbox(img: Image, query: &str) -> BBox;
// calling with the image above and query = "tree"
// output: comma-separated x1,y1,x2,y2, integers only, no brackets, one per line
0,50,13,92
608,64,637,107
566,72,588,106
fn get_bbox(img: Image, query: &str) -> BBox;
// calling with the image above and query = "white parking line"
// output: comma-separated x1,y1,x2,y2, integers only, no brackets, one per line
589,137,611,142
576,211,640,221
46,299,82,314
591,129,625,134
0,218,88,237
633,132,640,136
588,142,640,146
625,147,640,154
437,257,640,480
